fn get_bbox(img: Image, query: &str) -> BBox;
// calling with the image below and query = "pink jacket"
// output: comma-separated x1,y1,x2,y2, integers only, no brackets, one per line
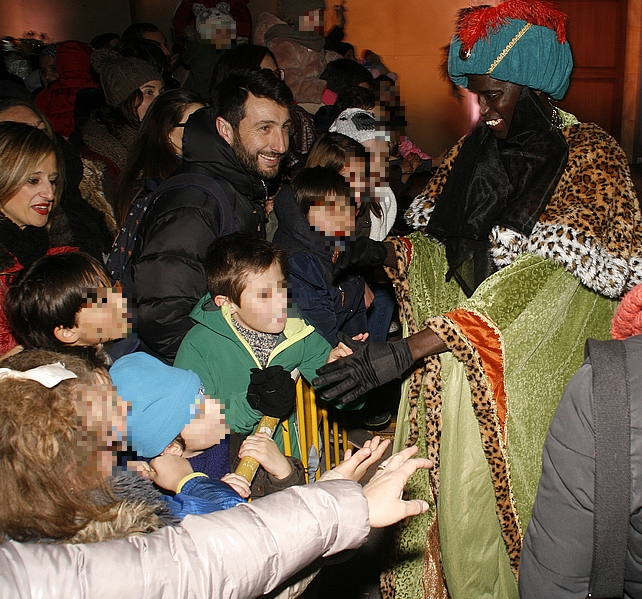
0,480,369,599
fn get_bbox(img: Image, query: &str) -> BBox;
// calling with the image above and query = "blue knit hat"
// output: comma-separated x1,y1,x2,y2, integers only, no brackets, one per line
448,0,573,101
111,353,202,458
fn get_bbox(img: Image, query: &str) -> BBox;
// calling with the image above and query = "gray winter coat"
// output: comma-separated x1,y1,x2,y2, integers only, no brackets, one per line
519,334,642,598
0,479,369,599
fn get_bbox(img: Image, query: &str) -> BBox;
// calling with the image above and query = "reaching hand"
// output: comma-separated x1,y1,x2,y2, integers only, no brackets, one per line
246,365,296,419
363,445,432,528
313,333,415,404
333,436,390,482
238,433,293,480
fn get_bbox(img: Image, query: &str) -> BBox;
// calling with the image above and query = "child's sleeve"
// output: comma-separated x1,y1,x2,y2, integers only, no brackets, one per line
297,331,332,384
288,252,341,346
230,389,266,435
162,475,246,519
253,457,306,496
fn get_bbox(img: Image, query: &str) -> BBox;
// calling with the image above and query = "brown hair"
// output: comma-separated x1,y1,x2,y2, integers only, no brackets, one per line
0,97,56,139
0,121,63,210
291,166,350,216
305,131,366,172
205,232,289,306
0,350,116,542
305,132,381,218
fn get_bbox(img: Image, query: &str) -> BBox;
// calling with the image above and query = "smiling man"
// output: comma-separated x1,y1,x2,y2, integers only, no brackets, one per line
131,70,293,362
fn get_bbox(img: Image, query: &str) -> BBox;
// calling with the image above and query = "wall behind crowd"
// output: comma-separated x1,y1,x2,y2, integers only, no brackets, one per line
2,0,640,159
0,0,131,45
130,0,473,156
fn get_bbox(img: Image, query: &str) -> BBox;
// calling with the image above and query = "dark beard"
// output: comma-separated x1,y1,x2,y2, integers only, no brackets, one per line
232,136,283,180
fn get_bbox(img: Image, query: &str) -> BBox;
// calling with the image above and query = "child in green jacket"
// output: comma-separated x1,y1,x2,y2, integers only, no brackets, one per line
174,233,353,458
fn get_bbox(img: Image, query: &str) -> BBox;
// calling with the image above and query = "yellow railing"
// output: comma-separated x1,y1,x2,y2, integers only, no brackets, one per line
282,379,351,482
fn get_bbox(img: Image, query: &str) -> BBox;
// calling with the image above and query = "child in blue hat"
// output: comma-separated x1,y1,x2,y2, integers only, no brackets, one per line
111,352,303,511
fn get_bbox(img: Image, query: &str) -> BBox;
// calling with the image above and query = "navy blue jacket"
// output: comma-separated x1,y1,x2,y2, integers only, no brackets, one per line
273,185,367,347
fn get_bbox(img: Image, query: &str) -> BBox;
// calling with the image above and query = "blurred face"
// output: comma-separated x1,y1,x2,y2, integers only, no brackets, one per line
73,286,131,345
197,17,236,49
180,392,229,453
225,262,288,334
1,153,57,229
169,102,204,155
362,138,389,186
341,155,368,203
39,54,58,87
142,30,170,57
77,372,129,476
220,93,291,180
299,9,324,33
467,74,523,140
137,80,164,121
0,105,47,131
308,193,354,238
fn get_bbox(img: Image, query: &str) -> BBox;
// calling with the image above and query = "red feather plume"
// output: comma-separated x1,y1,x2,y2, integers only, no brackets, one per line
456,0,568,52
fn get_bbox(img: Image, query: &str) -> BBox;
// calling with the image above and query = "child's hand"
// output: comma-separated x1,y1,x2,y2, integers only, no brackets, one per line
332,436,391,482
239,432,293,480
327,333,369,363
221,473,251,498
147,454,194,493
247,365,296,419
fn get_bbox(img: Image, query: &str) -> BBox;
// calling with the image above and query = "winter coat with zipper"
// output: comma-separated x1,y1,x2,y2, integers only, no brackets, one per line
519,334,642,598
273,184,367,347
0,478,369,599
132,106,269,363
174,296,332,457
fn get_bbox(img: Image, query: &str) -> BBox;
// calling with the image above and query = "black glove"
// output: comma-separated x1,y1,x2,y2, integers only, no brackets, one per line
246,365,296,419
332,237,388,280
313,332,415,405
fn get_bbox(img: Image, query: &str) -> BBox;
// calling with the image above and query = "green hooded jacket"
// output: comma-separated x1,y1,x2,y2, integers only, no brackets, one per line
174,294,332,457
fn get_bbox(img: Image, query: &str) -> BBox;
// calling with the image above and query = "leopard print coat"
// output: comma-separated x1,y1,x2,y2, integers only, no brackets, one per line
406,123,642,298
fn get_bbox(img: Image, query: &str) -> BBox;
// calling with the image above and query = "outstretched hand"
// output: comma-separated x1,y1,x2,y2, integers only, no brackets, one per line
313,333,415,404
363,445,432,528
333,436,390,482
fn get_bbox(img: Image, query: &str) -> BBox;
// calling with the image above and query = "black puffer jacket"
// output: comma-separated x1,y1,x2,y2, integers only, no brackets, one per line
132,107,268,363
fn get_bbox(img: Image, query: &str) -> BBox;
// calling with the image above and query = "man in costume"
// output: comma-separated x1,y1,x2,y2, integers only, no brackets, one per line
313,1,642,597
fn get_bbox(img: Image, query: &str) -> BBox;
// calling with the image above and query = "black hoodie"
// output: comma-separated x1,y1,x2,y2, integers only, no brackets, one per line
132,107,269,363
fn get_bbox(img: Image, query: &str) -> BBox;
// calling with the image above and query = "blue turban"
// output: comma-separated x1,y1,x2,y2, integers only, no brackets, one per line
449,18,573,100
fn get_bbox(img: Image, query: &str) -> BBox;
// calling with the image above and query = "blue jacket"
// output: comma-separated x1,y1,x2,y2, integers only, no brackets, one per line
273,184,367,347
161,474,245,520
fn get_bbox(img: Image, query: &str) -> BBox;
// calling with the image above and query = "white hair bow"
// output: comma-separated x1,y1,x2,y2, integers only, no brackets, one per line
0,362,77,388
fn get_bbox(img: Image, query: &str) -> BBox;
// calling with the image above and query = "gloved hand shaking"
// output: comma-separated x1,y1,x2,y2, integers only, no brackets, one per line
332,237,388,280
246,365,296,419
313,332,415,405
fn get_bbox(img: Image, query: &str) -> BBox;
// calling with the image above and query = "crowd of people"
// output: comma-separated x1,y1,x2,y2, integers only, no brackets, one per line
0,0,641,597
